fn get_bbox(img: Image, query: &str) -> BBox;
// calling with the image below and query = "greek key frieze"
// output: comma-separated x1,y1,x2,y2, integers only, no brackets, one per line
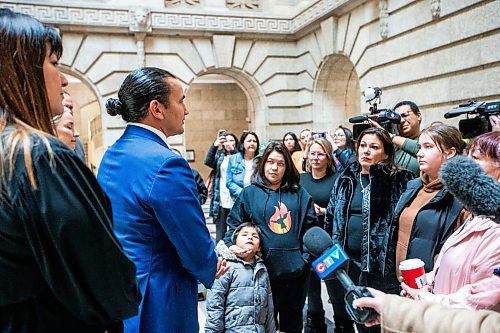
2,0,347,35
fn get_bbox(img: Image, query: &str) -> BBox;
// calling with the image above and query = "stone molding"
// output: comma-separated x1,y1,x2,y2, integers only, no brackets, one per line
1,0,363,36
430,0,440,19
379,0,388,39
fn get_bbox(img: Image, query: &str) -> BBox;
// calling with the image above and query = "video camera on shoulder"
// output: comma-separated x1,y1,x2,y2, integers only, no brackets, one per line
349,87,401,139
444,101,500,138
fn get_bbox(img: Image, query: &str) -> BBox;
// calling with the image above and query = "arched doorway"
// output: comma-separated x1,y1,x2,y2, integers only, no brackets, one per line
184,72,259,181
60,69,103,174
313,55,361,130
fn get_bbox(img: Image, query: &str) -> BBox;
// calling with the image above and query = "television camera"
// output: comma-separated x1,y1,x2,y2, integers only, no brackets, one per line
444,101,500,138
349,87,401,139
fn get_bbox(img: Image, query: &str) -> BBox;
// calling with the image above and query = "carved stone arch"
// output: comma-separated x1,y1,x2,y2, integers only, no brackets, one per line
59,65,104,173
312,54,361,130
184,67,267,179
188,67,268,139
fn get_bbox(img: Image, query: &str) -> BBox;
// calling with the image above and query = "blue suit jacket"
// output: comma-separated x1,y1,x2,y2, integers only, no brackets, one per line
97,125,217,333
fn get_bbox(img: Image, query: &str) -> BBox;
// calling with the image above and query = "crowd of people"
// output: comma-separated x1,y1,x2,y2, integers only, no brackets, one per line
0,8,498,333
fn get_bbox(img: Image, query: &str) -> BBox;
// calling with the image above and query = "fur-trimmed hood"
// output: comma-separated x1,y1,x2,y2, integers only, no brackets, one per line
440,156,500,217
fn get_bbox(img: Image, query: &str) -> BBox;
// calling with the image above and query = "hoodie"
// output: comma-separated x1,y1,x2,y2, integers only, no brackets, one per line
224,177,318,280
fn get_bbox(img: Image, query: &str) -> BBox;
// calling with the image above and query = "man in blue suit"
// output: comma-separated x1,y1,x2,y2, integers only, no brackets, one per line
97,67,228,333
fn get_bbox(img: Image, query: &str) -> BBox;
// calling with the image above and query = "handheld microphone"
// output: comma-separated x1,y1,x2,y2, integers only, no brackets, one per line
303,227,377,324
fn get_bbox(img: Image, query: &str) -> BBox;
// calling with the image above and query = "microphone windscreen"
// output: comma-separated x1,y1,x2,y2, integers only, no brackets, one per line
303,227,333,257
349,116,368,124
440,156,500,216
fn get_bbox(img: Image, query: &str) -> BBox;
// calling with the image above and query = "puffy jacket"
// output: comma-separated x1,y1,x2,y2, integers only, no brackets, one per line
204,145,233,218
226,152,251,199
224,177,318,280
418,215,500,311
205,242,275,333
380,177,464,275
324,163,414,276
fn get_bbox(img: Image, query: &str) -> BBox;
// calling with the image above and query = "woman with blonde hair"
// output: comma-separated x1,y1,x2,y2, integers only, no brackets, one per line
0,9,139,332
300,137,339,332
53,107,80,150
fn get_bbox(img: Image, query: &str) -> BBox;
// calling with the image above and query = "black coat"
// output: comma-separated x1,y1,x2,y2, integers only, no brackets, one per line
0,131,140,332
380,177,464,275
325,163,414,275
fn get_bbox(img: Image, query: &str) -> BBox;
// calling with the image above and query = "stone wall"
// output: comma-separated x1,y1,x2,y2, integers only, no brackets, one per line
2,0,499,170
185,81,249,180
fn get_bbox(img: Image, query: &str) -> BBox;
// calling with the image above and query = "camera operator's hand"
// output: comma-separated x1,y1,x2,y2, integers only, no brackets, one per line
489,115,500,132
367,119,384,130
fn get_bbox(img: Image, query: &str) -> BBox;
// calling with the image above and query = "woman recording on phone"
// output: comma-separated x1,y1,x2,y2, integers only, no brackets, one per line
205,130,239,242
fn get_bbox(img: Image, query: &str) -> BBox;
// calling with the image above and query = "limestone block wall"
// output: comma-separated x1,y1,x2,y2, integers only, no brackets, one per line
2,0,498,170
185,82,249,180
335,0,500,127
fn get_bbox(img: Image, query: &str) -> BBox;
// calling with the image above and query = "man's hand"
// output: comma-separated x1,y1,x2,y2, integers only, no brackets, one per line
215,257,229,279
352,287,384,327
368,119,384,130
228,245,252,259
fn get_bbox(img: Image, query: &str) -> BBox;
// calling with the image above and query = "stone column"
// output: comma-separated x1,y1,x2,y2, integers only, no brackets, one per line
129,7,152,68
379,0,389,39
430,0,441,19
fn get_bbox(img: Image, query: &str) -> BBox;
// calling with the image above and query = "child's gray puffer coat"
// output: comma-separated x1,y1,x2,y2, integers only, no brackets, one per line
205,242,276,333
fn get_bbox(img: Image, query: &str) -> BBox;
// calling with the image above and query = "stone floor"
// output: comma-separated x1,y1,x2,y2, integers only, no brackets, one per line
197,204,336,332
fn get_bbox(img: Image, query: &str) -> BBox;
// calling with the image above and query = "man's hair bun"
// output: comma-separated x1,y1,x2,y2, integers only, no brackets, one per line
106,98,124,116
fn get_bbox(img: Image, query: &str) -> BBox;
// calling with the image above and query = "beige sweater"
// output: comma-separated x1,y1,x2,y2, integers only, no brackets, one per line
381,294,500,333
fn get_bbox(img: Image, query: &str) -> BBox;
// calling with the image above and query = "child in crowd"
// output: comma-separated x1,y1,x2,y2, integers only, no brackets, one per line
205,223,276,333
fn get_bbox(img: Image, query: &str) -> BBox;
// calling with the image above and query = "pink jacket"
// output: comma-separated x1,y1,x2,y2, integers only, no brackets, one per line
418,215,500,311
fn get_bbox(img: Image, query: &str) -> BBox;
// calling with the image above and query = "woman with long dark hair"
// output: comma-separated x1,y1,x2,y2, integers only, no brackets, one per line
205,131,239,242
327,125,357,171
324,128,414,333
0,9,140,332
224,142,317,333
283,131,302,154
300,138,339,333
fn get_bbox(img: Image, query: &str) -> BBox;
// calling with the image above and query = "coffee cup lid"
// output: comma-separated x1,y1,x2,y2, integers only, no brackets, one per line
399,258,424,270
